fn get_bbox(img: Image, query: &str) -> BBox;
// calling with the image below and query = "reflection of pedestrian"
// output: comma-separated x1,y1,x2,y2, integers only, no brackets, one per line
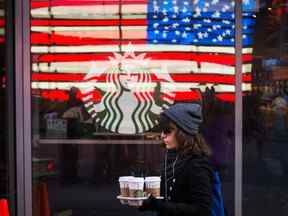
206,114,234,177
139,103,213,215
60,87,84,184
272,95,287,132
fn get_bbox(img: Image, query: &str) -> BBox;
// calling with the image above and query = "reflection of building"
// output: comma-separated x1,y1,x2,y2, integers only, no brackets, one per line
252,2,288,95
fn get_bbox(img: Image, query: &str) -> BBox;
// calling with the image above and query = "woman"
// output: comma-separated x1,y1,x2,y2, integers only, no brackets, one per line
139,103,213,216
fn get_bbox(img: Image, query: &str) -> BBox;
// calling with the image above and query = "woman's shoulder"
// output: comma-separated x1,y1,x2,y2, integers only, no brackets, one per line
185,154,213,172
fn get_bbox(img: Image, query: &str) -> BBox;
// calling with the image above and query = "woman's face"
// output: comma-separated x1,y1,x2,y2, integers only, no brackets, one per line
161,124,178,149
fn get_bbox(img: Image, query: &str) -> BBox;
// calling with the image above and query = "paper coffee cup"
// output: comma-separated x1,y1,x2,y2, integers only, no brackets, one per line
145,176,161,197
119,176,133,197
128,177,145,197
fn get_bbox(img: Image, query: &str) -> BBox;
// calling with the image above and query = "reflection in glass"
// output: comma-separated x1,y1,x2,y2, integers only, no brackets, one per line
0,0,16,215
243,1,288,216
0,0,6,197
27,0,250,215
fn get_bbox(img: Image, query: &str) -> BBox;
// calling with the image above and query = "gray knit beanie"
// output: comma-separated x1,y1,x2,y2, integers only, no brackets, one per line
161,103,203,135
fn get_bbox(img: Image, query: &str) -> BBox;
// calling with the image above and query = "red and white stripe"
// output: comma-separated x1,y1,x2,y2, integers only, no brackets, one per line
30,0,254,102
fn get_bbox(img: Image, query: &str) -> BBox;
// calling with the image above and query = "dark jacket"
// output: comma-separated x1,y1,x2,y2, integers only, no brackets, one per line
140,154,213,216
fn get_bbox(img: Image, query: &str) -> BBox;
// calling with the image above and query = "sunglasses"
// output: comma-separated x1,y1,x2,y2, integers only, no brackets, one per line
161,126,175,134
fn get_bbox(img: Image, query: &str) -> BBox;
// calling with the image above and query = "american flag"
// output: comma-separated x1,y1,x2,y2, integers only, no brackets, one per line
31,0,256,102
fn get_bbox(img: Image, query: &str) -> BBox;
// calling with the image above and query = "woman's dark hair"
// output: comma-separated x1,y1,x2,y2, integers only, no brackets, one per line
160,114,212,157
175,128,212,157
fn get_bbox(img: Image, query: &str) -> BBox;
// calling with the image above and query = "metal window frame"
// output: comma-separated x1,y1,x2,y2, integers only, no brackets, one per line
235,1,243,216
15,0,32,215
15,1,244,216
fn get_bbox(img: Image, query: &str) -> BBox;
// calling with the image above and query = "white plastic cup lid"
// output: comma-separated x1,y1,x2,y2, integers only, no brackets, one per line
119,176,134,182
145,176,161,182
130,177,144,183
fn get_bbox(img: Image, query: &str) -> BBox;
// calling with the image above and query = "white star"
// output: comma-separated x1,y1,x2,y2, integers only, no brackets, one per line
185,27,192,31
175,30,181,35
212,38,217,42
153,0,157,5
231,2,235,7
224,5,230,11
217,35,223,41
222,20,231,25
243,35,247,39
172,39,177,43
204,19,211,23
182,17,190,23
212,11,221,18
162,9,167,14
153,39,158,43
153,23,159,28
203,32,209,38
162,32,167,38
154,30,160,34
163,1,168,5
125,43,136,57
182,7,188,13
232,25,235,29
173,6,179,13
153,15,158,18
154,6,160,12
193,39,199,42
212,25,218,30
163,17,169,22
243,25,248,29
212,0,219,5
193,24,202,29
203,7,208,12
205,2,210,7
172,14,177,18
184,1,189,5
164,26,169,30
207,28,212,32
231,13,235,19
195,7,201,15
226,30,231,35
172,23,179,28
231,38,235,42
172,0,177,4
198,32,204,39
182,31,188,38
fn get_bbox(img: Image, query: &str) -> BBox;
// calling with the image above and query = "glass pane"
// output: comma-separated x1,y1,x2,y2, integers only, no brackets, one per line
243,1,288,216
0,0,6,196
0,0,16,215
30,0,237,215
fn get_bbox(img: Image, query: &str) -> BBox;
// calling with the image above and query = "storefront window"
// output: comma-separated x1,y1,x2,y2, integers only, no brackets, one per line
0,0,16,215
0,0,7,198
243,1,288,216
27,0,256,215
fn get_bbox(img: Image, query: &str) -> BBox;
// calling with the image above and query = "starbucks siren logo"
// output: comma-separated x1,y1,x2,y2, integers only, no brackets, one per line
80,44,176,134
